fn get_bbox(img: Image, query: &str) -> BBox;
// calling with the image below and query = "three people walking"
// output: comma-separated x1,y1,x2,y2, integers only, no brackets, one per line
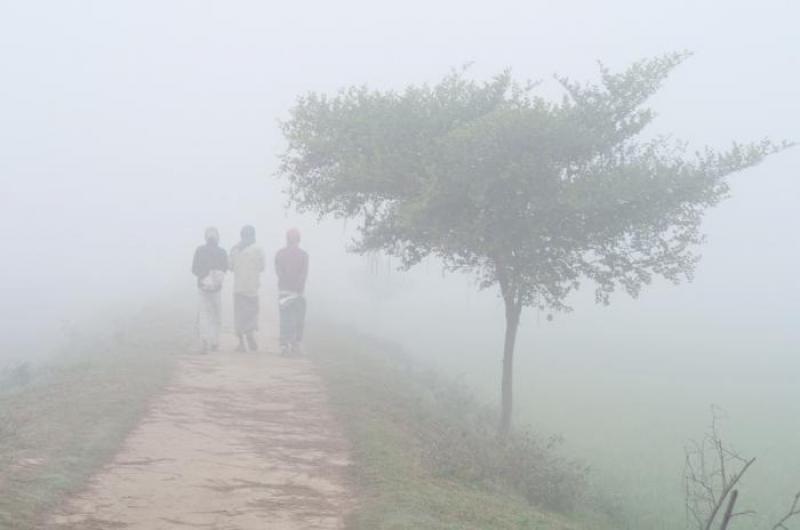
192,225,308,355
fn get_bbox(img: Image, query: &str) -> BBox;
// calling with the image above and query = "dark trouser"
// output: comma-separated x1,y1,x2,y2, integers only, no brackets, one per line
279,294,306,347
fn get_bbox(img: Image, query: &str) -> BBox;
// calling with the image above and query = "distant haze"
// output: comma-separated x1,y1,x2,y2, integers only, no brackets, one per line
2,2,798,526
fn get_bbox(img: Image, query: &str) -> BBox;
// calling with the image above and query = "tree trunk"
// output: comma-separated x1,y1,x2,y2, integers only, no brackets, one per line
499,295,522,436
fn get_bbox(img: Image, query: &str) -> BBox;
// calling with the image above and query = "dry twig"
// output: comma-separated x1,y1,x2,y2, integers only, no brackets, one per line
685,407,756,530
772,491,800,530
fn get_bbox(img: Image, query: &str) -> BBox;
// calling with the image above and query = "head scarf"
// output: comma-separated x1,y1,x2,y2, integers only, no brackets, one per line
205,226,220,245
286,228,301,247
239,225,256,249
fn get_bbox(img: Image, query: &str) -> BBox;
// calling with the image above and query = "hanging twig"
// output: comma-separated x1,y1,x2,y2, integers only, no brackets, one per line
772,491,800,530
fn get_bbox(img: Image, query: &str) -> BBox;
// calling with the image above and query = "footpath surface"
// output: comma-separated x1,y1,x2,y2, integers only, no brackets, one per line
47,308,353,529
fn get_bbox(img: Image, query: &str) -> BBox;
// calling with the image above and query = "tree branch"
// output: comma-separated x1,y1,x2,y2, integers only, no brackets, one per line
772,491,800,530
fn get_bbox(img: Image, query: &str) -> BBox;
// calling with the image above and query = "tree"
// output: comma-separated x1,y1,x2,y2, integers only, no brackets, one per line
278,53,792,435
685,407,757,529
684,407,800,530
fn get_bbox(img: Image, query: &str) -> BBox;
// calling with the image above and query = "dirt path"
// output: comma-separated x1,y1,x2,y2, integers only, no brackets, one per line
47,307,353,529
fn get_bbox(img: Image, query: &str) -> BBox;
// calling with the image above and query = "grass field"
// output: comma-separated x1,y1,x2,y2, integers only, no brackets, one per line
0,303,187,529
0,302,684,530
309,323,619,530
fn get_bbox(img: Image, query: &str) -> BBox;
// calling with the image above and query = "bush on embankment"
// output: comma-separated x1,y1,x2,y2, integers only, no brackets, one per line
310,323,616,530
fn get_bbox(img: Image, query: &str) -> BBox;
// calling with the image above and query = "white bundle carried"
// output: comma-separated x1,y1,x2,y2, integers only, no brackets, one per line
279,290,302,306
200,269,226,291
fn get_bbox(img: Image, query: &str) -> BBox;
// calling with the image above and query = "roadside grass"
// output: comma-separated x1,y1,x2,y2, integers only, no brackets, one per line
310,324,619,530
0,302,189,529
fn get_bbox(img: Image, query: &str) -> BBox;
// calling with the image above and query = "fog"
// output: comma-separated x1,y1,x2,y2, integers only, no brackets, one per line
2,1,798,528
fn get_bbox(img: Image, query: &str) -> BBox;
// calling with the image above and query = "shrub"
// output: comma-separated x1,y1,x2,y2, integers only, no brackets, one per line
314,327,588,514
417,373,588,512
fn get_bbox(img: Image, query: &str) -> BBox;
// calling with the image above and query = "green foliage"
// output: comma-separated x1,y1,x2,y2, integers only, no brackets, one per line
309,324,611,530
280,53,792,312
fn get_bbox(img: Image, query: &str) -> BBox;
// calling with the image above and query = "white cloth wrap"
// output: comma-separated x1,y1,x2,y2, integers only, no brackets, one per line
197,289,222,345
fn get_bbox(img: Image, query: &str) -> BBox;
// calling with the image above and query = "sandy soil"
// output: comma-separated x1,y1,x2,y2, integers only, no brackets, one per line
47,308,354,529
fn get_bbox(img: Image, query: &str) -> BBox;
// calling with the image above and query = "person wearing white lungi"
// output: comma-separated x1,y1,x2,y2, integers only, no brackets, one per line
197,287,222,348
192,227,228,353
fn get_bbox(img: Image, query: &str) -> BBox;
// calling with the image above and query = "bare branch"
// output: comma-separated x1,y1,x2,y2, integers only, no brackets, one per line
772,491,800,530
684,407,756,530
719,490,738,530
704,458,755,530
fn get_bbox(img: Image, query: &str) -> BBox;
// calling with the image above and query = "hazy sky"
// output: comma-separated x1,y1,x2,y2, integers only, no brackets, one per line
1,3,798,527
1,0,798,361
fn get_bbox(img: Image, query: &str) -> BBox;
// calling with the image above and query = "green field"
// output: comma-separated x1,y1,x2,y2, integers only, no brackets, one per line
5,302,794,530
0,304,186,529
309,323,620,530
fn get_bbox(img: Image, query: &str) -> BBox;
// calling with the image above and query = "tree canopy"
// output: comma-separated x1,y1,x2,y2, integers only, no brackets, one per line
279,53,792,432
281,53,788,312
